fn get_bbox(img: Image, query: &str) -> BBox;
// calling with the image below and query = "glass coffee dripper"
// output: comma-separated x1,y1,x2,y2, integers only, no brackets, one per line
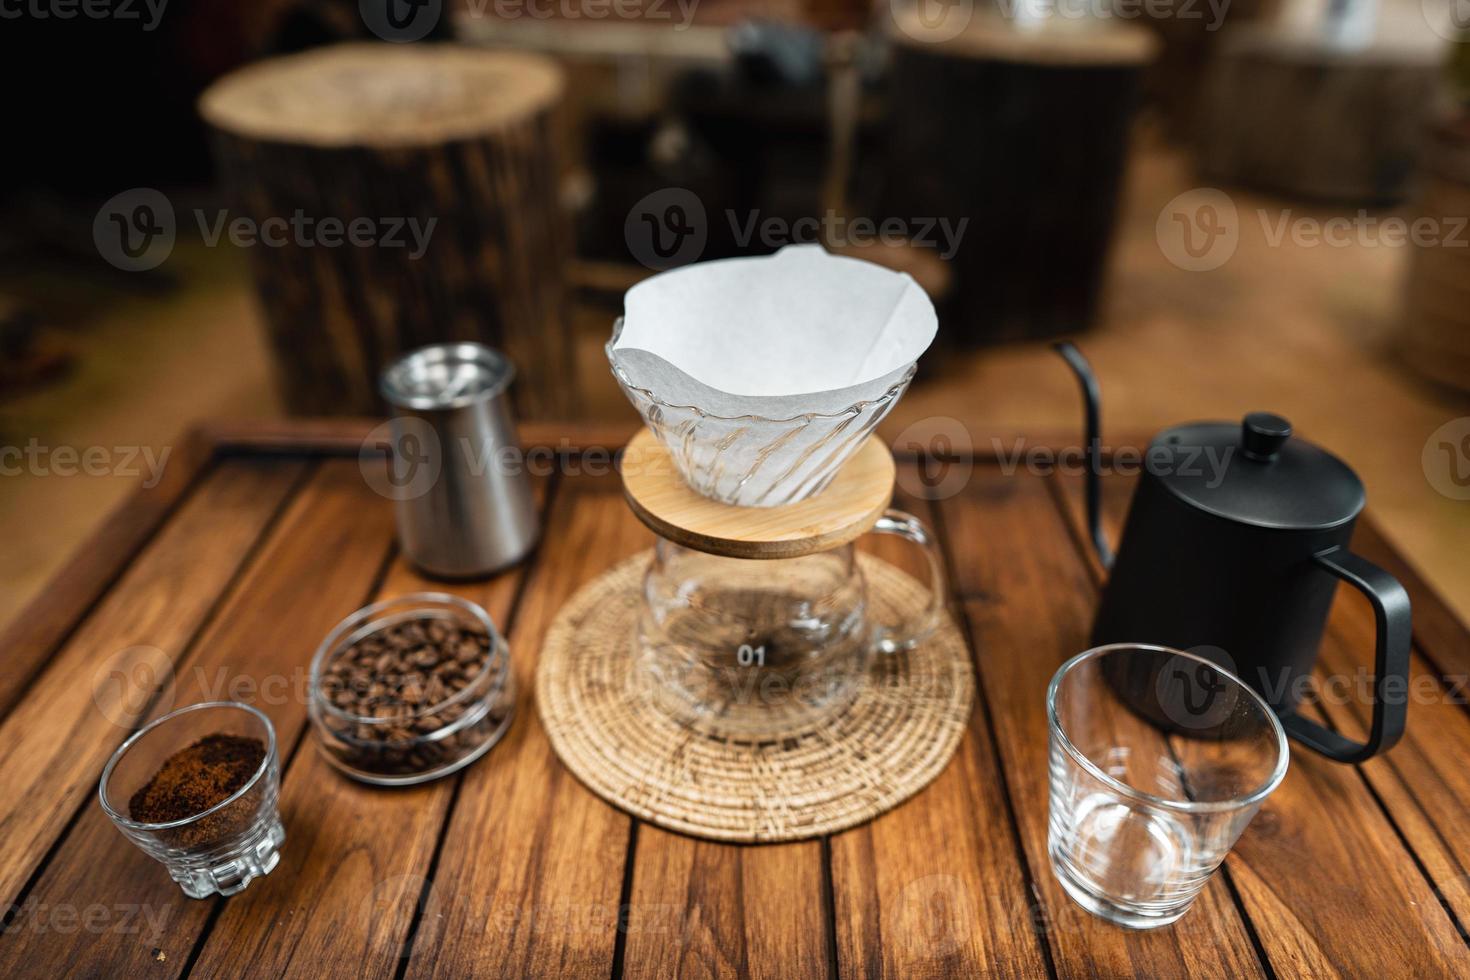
636,510,945,738
622,429,947,739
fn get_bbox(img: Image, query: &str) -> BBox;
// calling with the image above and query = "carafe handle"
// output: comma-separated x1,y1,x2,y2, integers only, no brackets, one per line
867,509,948,654
1283,547,1411,763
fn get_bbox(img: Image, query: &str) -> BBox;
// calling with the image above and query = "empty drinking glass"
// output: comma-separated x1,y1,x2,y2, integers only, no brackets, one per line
1047,644,1288,929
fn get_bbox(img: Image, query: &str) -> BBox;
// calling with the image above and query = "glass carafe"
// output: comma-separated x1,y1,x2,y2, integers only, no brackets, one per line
636,510,946,738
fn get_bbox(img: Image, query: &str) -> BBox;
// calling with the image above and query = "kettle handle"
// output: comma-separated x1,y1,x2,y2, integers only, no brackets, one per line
1053,342,1114,569
1282,547,1412,763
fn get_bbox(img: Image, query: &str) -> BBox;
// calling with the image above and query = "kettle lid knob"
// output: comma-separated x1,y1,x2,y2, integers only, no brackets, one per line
1242,412,1292,461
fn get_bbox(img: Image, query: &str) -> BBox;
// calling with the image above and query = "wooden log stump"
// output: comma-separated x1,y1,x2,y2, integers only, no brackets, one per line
199,43,577,419
1198,25,1442,203
1402,116,1470,393
883,13,1156,345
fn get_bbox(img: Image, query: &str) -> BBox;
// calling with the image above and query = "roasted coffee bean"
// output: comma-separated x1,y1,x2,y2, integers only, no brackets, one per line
319,614,508,777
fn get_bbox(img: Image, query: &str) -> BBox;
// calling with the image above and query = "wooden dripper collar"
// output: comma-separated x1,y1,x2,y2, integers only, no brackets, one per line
619,429,896,560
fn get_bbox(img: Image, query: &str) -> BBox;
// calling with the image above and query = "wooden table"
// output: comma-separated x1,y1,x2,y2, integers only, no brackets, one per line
2,422,1468,978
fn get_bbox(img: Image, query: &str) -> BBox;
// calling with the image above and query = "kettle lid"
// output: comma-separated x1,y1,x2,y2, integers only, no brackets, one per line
1151,413,1365,530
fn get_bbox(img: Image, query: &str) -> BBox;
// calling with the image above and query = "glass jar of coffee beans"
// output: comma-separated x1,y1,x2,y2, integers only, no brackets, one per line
308,594,515,785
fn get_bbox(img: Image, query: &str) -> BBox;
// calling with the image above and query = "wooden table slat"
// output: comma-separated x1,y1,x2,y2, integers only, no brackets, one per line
827,491,1052,979
181,476,549,979
0,433,216,720
3,431,1468,980
0,457,306,914
623,833,829,980
0,459,398,977
941,470,1268,977
1317,599,1470,935
1351,518,1470,681
402,476,649,979
1052,471,1470,975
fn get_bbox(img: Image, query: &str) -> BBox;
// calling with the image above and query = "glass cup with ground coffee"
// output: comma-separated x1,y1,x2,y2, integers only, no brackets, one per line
98,701,284,898
308,593,515,785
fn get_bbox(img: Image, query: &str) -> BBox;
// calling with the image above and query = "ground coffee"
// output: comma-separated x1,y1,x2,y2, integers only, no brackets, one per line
129,734,265,824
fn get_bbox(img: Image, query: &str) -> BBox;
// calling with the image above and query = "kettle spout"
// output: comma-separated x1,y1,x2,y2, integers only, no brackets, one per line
1053,342,1114,570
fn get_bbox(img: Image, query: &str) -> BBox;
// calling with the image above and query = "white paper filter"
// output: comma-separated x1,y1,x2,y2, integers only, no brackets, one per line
610,245,937,507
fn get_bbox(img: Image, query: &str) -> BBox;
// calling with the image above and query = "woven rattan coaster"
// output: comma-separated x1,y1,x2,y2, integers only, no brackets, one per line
536,552,974,842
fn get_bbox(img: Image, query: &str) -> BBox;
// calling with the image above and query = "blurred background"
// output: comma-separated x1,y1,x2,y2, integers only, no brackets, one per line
1,0,1468,629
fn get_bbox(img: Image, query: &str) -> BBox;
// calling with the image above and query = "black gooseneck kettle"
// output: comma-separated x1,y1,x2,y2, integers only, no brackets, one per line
1056,343,1411,762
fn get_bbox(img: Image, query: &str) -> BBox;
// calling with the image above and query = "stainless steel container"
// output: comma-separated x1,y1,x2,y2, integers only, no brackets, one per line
380,343,538,578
